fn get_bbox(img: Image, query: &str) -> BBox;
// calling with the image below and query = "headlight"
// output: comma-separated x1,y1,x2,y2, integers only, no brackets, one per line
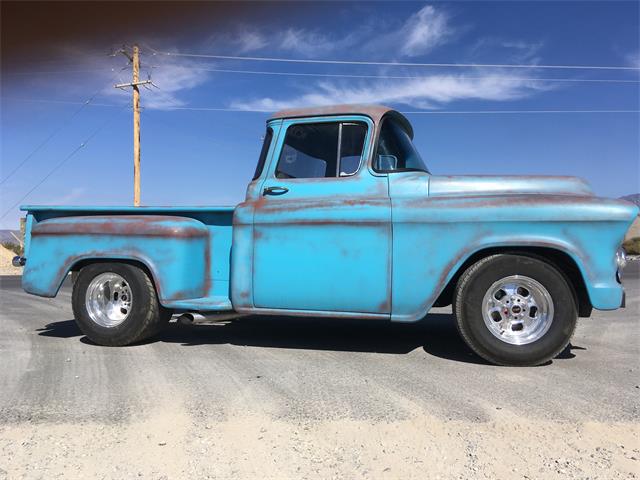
616,247,628,270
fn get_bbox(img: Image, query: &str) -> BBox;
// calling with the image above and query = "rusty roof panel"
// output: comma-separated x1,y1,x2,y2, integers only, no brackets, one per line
268,104,413,138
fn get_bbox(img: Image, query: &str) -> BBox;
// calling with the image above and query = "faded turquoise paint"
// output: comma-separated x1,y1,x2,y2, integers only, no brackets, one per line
21,210,234,309
19,106,638,321
23,213,34,258
428,175,594,197
251,116,391,313
388,171,635,319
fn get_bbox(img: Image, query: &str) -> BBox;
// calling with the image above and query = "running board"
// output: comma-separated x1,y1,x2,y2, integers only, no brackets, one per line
163,295,232,311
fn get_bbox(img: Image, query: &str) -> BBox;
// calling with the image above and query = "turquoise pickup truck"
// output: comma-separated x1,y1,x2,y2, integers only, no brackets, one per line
14,104,637,366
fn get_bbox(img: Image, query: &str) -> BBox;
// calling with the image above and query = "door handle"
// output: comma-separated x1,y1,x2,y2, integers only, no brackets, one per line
263,186,289,196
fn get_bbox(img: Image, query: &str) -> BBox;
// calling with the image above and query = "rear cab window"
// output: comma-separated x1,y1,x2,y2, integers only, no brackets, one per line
373,118,429,173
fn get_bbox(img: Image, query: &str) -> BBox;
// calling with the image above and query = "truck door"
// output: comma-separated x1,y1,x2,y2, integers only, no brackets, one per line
252,116,391,315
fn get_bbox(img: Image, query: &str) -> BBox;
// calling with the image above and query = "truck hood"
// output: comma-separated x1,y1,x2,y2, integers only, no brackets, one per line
429,175,594,198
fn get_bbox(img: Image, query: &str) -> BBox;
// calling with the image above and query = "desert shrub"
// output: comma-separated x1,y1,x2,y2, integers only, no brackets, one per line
1,241,23,256
623,237,640,255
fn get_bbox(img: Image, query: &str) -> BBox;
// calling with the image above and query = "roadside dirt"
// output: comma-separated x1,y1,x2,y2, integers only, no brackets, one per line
0,246,21,276
0,407,637,479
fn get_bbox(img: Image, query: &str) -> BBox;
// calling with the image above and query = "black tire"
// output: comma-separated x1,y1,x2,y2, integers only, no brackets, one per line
71,262,172,346
453,254,577,366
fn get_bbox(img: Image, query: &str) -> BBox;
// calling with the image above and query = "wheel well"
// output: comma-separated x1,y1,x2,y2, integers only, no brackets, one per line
70,258,160,296
433,247,593,317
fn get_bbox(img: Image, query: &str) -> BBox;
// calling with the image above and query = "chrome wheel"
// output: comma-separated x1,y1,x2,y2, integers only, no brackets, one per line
482,275,554,345
85,272,133,328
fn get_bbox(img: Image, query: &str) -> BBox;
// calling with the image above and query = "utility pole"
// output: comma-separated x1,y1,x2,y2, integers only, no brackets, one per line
115,45,153,206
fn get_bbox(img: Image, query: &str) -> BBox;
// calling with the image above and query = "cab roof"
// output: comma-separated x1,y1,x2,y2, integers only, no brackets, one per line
269,104,414,138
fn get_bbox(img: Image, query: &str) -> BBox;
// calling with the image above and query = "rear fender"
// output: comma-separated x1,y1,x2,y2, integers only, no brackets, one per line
22,215,210,303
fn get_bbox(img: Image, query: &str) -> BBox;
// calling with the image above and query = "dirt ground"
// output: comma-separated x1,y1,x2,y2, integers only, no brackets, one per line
0,246,21,276
1,408,637,479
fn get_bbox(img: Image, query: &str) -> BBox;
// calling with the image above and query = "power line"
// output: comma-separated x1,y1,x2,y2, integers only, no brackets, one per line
401,109,640,114
4,96,638,115
150,106,640,114
150,65,640,84
4,69,115,76
0,109,124,220
6,65,638,83
149,48,640,71
0,71,124,186
1,97,127,107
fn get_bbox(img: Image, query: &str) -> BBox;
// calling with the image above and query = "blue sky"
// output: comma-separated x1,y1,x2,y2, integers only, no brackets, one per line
1,1,639,229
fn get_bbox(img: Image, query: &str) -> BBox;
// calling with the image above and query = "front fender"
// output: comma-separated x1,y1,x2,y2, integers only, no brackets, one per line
22,215,210,303
390,195,637,322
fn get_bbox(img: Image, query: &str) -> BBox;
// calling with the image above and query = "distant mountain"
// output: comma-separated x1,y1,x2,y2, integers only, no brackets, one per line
0,230,21,244
620,194,640,209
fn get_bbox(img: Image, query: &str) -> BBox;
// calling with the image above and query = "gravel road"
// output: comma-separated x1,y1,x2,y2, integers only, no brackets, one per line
0,264,638,479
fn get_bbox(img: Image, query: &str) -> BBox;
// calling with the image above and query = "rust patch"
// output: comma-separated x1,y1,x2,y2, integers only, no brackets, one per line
252,220,387,227
253,195,268,210
32,215,208,239
203,239,212,296
377,298,391,313
46,249,167,300
252,197,387,214
235,306,387,321
403,194,590,210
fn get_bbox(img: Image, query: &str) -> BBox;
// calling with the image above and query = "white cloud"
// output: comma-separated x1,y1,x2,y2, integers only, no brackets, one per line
626,51,640,68
209,4,454,60
399,5,453,57
209,27,268,54
20,43,210,111
470,38,544,65
230,73,551,111
210,25,359,58
236,30,268,53
278,28,341,57
105,57,210,110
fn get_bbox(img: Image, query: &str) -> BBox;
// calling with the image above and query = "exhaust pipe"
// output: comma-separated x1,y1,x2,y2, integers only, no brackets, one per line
177,311,247,325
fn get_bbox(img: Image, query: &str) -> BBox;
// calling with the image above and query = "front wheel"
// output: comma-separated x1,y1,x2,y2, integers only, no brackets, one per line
72,262,172,346
453,254,577,366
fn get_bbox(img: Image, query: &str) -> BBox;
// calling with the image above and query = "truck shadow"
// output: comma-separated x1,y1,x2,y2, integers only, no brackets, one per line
37,314,580,365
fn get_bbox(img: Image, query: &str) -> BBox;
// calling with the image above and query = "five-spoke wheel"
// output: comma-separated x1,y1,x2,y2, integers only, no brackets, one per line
482,275,554,345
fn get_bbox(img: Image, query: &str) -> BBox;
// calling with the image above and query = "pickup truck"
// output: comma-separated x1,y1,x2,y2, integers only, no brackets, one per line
14,104,637,366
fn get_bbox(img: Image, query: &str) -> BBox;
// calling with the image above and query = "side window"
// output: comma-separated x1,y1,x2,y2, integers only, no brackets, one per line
374,119,429,173
253,127,273,180
275,122,367,179
277,123,338,179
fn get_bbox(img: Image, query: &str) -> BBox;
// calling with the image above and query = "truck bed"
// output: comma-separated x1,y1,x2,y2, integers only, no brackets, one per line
21,205,237,311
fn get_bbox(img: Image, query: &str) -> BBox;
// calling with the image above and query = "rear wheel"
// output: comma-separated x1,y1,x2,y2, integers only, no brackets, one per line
453,254,577,366
72,262,172,346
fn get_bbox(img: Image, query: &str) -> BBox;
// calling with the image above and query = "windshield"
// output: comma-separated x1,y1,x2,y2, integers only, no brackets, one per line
374,118,429,173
